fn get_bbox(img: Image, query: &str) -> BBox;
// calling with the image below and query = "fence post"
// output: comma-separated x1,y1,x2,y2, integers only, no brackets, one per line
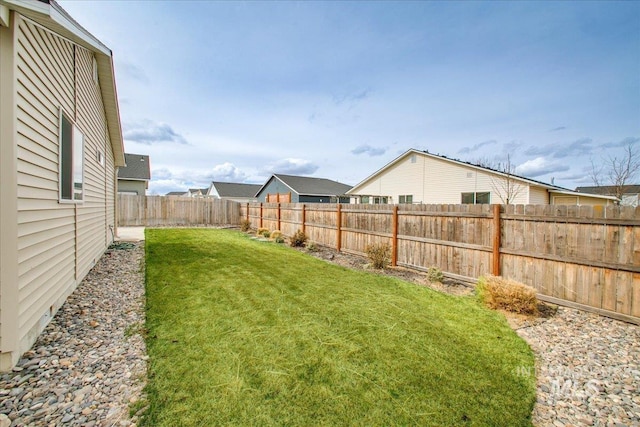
301,204,306,234
260,203,263,229
492,204,501,276
336,203,342,252
246,203,249,222
392,205,398,267
277,203,281,231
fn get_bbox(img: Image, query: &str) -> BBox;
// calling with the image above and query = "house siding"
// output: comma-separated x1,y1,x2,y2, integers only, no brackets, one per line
0,10,19,370
12,15,116,358
529,186,549,204
118,180,146,195
353,153,531,205
257,178,298,203
551,194,613,206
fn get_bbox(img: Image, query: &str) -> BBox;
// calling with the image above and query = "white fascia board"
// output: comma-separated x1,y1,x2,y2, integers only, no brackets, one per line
550,189,619,201
0,5,10,27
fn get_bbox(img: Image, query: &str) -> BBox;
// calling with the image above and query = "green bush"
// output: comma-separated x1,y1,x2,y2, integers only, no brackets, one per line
256,228,270,238
290,229,308,247
274,236,285,244
306,241,318,252
427,266,444,283
365,242,391,269
240,219,251,232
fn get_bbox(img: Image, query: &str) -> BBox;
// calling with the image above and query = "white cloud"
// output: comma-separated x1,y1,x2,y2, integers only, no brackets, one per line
206,163,248,182
351,144,387,156
516,157,570,178
123,120,187,145
264,158,318,175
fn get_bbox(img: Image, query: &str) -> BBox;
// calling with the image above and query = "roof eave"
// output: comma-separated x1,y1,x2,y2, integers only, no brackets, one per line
1,0,125,167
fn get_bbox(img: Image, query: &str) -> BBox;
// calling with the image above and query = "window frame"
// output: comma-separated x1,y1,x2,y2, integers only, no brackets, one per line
461,191,490,205
399,194,413,204
59,108,85,203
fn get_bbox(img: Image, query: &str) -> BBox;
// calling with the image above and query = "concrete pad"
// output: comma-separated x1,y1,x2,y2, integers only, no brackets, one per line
116,227,145,242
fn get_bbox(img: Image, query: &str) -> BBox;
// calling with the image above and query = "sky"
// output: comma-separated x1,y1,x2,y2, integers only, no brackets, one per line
58,0,640,195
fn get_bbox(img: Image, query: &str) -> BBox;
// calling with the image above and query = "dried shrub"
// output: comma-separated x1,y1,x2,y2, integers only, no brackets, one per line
426,266,444,283
274,236,285,244
290,229,308,247
365,242,391,269
257,228,270,238
240,219,251,232
306,241,318,252
271,230,282,240
477,275,538,315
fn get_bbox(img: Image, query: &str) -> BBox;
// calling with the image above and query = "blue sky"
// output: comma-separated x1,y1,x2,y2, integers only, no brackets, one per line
58,1,640,195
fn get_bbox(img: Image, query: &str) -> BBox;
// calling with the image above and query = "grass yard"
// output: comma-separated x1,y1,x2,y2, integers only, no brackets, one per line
143,229,535,426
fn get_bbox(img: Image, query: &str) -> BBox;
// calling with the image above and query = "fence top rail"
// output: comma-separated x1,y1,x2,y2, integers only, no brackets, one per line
501,213,640,226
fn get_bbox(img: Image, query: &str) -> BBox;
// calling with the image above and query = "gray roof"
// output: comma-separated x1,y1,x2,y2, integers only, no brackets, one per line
259,174,352,197
575,185,640,195
166,191,186,196
211,182,261,198
118,153,151,181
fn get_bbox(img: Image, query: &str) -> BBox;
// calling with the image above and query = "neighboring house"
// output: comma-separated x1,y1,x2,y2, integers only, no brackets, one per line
575,185,640,207
207,181,261,203
117,153,150,195
186,188,208,197
347,149,618,206
0,0,125,369
256,174,352,203
166,191,187,197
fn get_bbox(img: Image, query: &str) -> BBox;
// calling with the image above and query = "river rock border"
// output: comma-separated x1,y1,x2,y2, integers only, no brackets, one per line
0,243,146,427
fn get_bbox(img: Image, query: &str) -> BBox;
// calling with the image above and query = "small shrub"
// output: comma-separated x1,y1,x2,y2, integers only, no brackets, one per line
427,266,444,283
274,236,285,244
477,275,538,315
256,227,270,238
271,230,282,240
365,242,391,269
290,229,308,247
240,219,251,232
306,241,318,252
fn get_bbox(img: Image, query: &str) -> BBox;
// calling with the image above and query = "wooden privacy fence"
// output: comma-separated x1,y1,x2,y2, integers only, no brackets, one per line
118,195,242,226
242,202,640,324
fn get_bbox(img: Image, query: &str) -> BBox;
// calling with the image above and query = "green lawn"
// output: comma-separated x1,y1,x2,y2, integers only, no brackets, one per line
143,228,535,426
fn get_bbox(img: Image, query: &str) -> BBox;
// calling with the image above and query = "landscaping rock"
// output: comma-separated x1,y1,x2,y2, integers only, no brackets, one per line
517,307,640,427
0,243,146,426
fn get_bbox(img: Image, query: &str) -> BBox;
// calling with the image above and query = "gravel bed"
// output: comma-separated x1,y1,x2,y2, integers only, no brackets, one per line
517,308,640,427
1,235,638,427
0,242,146,427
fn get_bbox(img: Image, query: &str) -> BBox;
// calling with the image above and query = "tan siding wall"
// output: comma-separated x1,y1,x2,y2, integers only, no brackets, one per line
529,186,549,204
74,46,111,279
551,195,613,207
353,153,532,205
14,16,115,353
16,17,75,346
118,180,146,195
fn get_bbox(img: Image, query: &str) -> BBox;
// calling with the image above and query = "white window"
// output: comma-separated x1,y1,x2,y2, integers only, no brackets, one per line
59,109,84,202
461,192,490,204
399,195,413,204
373,196,389,204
